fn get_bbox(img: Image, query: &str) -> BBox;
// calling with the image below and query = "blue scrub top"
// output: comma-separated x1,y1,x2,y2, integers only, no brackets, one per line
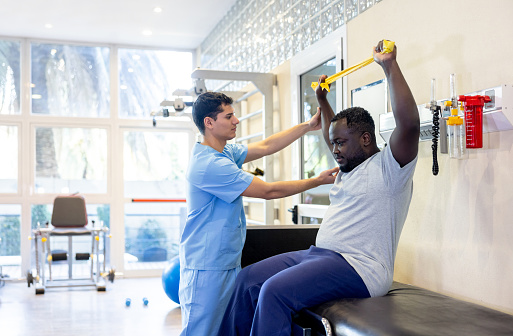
180,142,254,270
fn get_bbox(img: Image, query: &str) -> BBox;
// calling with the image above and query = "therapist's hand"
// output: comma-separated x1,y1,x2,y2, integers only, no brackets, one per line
308,107,322,131
315,167,339,185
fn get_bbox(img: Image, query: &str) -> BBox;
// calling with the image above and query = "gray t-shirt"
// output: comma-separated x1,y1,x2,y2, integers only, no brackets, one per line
316,144,417,297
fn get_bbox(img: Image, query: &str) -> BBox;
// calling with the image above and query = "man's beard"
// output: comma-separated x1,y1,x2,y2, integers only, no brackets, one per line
339,150,367,173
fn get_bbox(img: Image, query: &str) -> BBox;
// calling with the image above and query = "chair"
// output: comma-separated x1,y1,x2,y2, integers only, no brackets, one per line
29,195,112,294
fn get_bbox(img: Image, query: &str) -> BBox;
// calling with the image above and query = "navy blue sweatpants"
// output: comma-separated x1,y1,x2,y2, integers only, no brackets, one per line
217,245,370,336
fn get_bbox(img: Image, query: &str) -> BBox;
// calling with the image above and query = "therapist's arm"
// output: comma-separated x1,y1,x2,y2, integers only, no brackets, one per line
241,167,339,200
244,109,322,163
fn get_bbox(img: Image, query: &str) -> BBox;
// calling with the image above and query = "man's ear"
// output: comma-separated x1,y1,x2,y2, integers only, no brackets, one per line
204,117,214,130
361,132,372,147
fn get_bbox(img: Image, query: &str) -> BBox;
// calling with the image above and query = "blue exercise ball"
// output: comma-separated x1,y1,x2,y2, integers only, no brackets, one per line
162,255,180,304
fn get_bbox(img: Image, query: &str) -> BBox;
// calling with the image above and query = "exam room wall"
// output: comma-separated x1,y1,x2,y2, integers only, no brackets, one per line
344,0,513,314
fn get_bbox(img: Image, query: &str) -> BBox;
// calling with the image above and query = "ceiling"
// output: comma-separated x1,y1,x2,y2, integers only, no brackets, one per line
0,0,238,50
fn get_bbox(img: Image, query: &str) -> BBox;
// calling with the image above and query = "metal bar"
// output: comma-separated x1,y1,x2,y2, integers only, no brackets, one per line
235,132,263,142
238,109,263,122
68,236,73,279
131,199,186,202
214,80,234,92
235,89,260,103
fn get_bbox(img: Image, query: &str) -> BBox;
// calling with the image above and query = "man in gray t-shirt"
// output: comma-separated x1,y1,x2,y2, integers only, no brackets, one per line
218,40,420,336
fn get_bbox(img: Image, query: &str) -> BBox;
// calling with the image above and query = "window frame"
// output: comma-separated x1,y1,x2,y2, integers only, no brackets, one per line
0,36,197,277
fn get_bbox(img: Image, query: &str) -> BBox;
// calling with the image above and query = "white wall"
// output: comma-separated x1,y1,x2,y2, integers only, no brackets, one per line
345,0,513,313
199,0,513,313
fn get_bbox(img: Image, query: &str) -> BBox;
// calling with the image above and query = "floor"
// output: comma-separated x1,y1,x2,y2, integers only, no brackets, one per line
0,277,182,336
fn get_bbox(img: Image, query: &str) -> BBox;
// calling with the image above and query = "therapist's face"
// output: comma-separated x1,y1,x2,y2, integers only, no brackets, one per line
208,104,240,141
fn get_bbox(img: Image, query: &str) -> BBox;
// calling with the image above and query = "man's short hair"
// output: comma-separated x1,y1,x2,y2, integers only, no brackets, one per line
192,92,233,134
331,107,376,143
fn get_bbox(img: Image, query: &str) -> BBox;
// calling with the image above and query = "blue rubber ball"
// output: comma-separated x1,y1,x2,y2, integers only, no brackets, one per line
162,255,180,304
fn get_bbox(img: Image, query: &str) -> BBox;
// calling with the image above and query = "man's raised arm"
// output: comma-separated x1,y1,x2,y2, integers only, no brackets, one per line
315,75,335,152
374,40,420,166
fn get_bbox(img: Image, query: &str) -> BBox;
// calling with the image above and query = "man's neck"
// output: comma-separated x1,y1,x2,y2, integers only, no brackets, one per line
201,134,226,153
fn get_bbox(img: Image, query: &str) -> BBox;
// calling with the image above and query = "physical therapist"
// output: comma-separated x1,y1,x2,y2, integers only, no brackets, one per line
179,91,338,336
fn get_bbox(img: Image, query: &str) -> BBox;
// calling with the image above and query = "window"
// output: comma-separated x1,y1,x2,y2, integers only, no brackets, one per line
34,127,108,194
30,43,110,117
0,125,18,193
124,202,184,268
3,39,195,278
299,58,337,213
123,130,189,198
118,49,193,118
0,40,21,115
0,204,21,279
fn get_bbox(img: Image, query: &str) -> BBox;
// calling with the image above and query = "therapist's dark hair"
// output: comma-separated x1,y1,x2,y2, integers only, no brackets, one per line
192,92,234,135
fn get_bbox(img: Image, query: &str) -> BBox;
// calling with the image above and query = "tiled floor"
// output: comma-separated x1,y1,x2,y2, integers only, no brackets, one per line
0,277,182,336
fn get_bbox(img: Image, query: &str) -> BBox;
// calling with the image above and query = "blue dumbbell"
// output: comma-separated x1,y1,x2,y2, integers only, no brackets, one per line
125,298,131,307
143,297,149,306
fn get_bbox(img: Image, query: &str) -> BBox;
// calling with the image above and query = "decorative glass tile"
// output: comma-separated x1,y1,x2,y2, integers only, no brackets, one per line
359,0,373,13
272,20,283,46
270,46,278,69
300,0,311,25
300,24,312,50
293,30,302,55
253,14,261,32
283,12,294,36
321,0,332,8
321,7,333,38
247,1,255,18
291,4,301,31
262,6,271,24
263,50,270,71
310,0,321,16
310,18,322,44
278,0,291,13
278,42,286,65
345,0,358,21
286,33,294,60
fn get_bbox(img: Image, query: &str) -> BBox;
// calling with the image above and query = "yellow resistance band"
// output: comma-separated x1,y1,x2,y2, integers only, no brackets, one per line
311,40,395,92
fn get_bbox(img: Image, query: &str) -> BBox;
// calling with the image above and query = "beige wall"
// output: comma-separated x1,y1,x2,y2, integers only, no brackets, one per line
240,0,513,313
343,0,513,313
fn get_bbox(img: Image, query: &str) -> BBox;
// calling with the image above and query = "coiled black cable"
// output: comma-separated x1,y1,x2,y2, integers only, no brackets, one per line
431,106,441,175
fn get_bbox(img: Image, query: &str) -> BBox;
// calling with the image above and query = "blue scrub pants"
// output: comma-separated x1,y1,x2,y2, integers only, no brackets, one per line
179,266,240,336
217,246,370,336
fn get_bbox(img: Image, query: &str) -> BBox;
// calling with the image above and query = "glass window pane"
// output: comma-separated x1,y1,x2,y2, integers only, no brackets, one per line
300,58,337,215
35,127,108,194
0,40,21,115
124,131,189,198
124,203,184,269
0,125,18,193
31,43,110,117
118,49,192,118
0,204,21,279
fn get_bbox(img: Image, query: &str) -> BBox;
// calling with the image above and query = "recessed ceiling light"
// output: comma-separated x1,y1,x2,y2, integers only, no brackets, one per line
45,23,53,29
153,7,162,13
142,30,153,36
